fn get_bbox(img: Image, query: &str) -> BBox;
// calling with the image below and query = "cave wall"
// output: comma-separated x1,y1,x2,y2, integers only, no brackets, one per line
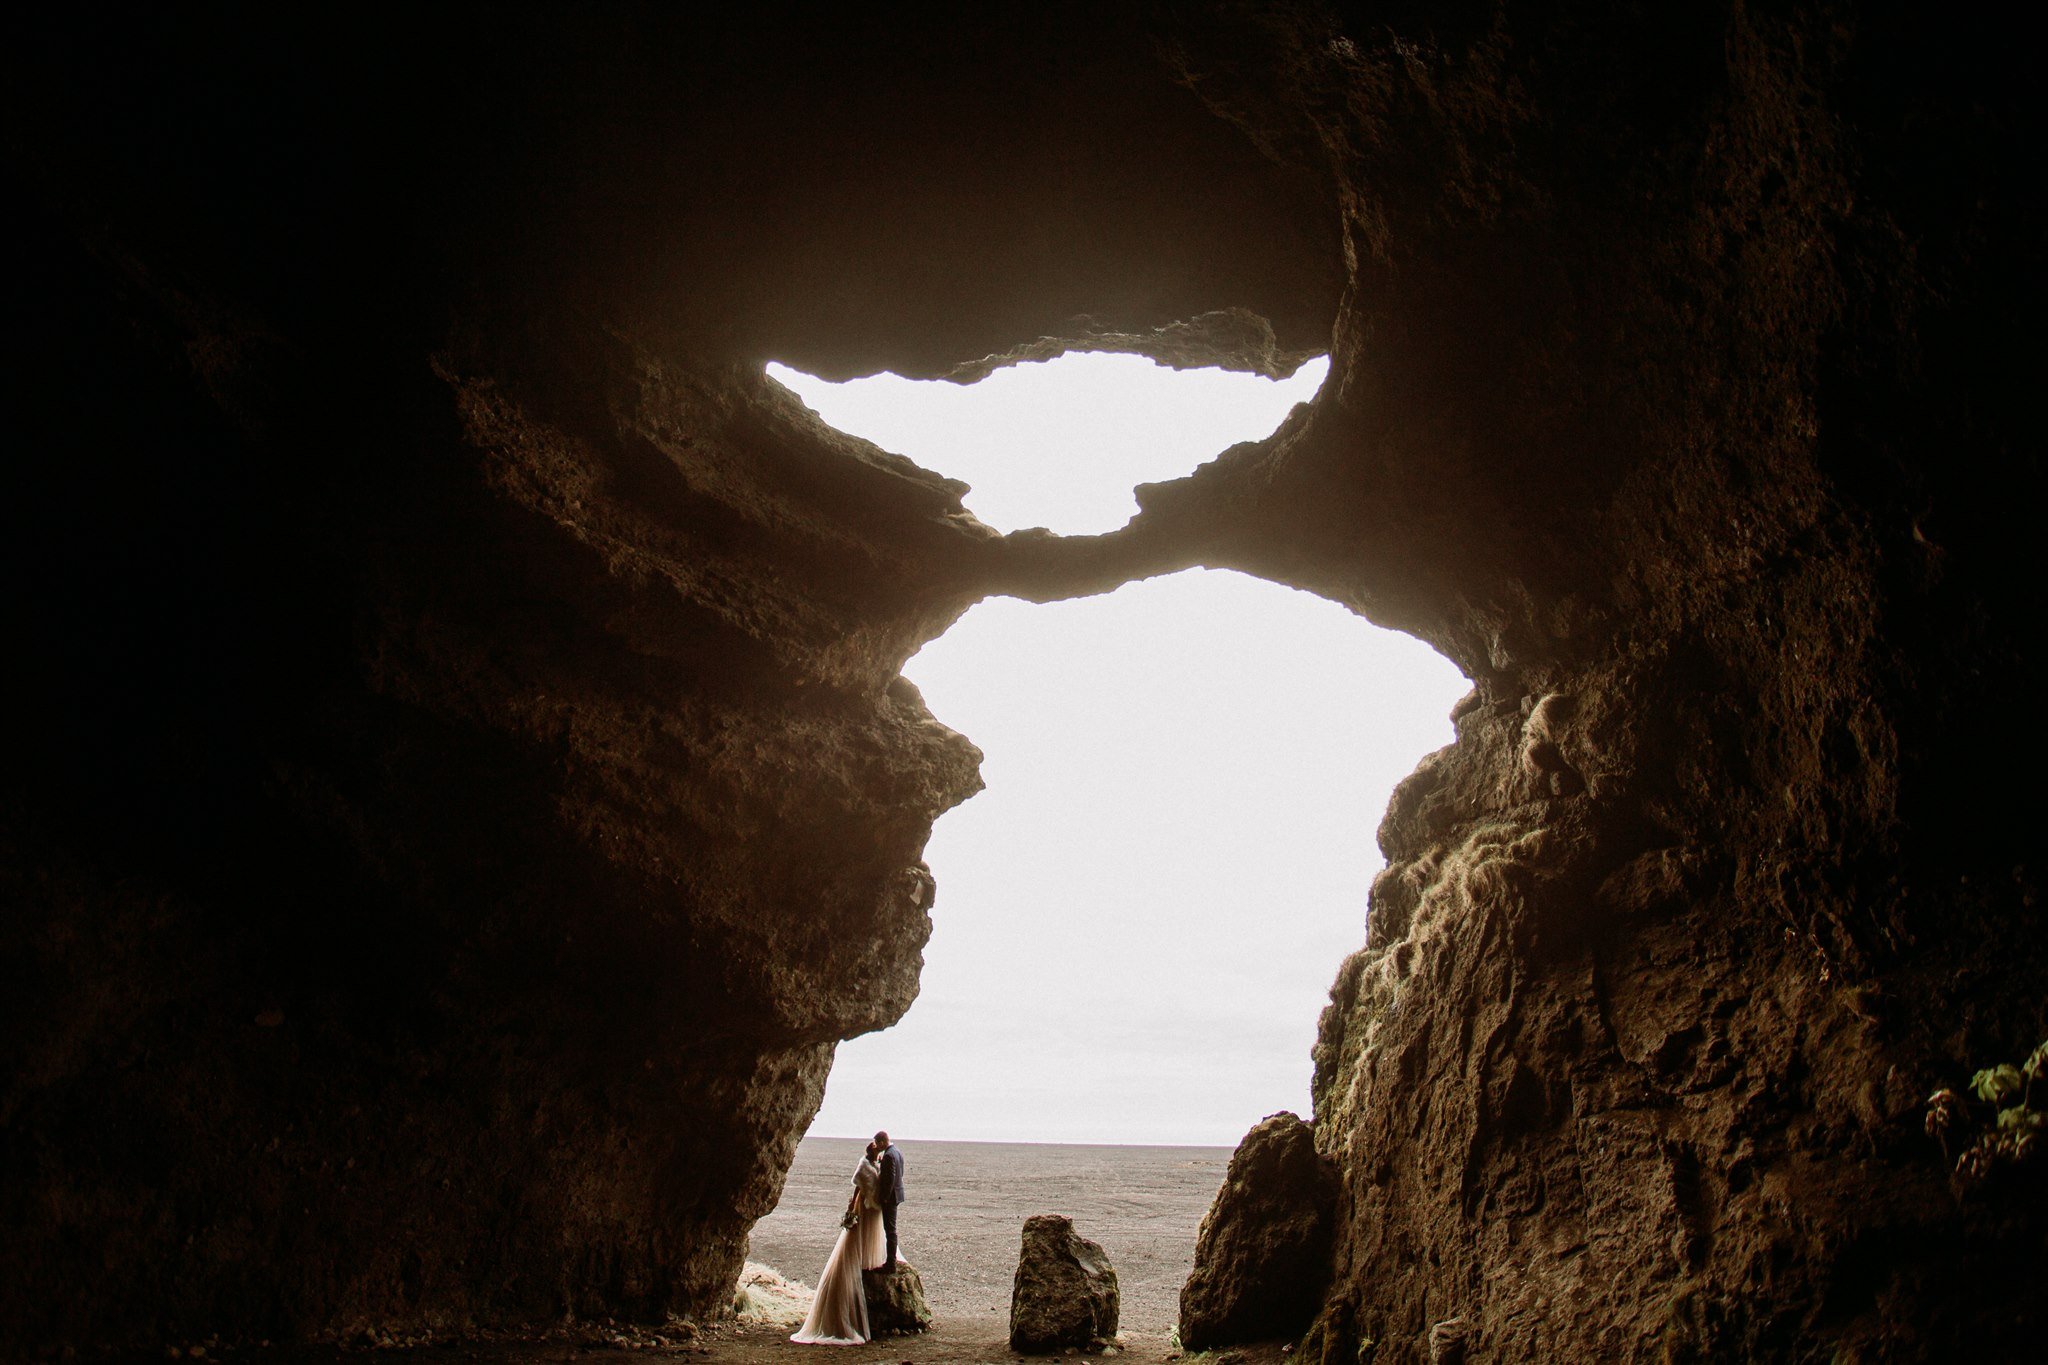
1148,4,2048,1360
1,206,990,1344
3,1,2042,1360
0,3,1327,1353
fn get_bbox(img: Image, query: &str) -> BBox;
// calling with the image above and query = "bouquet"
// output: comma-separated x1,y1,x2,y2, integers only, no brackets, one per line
839,1205,859,1231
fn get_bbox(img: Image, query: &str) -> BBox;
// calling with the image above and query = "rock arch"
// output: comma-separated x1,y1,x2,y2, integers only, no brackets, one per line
2,4,2040,1360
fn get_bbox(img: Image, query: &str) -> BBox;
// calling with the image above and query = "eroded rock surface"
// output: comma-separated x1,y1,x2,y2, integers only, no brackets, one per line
1,270,990,1347
863,1266,934,1338
3,3,2043,1362
1178,1112,1335,1349
1009,1215,1121,1353
1158,6,2048,1362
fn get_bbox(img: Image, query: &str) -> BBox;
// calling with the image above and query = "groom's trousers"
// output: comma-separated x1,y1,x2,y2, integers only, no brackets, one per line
882,1201,899,1267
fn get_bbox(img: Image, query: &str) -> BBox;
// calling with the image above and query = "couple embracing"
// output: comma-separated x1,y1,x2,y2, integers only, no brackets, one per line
790,1130,907,1346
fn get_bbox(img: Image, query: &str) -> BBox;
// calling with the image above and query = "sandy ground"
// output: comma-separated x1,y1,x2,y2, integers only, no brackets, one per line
697,1318,1297,1365
156,1329,1297,1365
748,1138,1233,1336
129,1140,1258,1365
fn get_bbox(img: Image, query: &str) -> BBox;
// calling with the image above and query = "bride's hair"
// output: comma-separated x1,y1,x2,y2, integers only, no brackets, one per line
864,1141,878,1160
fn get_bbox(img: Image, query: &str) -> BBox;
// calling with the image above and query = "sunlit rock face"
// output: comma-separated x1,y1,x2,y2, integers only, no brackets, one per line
2,3,2040,1361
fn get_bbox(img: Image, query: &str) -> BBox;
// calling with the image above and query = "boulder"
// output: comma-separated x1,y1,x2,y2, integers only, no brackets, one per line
862,1265,932,1337
1009,1215,1120,1353
1178,1112,1336,1350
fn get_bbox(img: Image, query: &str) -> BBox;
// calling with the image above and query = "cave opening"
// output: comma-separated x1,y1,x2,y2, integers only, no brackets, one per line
767,351,1328,536
766,353,1469,1145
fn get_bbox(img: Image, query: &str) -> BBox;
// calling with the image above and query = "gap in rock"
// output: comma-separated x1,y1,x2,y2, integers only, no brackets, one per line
766,352,1467,1146
768,351,1330,535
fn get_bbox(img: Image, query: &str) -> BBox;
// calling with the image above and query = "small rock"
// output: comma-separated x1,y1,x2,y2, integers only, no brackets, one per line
1428,1316,1470,1365
1009,1214,1119,1353
863,1263,933,1336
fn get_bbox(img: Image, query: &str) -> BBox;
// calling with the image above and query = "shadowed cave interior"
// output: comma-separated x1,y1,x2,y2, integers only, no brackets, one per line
3,4,2044,1363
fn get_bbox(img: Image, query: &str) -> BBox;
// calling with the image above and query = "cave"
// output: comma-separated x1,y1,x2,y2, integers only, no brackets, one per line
3,4,2042,1362
772,352,1464,1150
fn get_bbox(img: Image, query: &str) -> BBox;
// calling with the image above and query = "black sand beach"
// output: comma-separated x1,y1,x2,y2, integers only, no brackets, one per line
748,1137,1233,1335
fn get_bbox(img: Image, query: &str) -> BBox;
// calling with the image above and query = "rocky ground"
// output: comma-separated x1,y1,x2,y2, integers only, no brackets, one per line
697,1318,1295,1365
749,1139,1235,1334
143,1326,1297,1365
115,1139,1256,1365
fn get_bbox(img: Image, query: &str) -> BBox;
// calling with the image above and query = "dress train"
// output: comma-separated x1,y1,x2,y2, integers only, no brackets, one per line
791,1157,895,1346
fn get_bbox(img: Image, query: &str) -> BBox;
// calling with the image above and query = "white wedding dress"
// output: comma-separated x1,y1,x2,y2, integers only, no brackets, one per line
790,1157,896,1345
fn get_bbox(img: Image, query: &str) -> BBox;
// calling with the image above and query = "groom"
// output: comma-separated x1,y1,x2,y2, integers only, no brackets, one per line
874,1129,906,1272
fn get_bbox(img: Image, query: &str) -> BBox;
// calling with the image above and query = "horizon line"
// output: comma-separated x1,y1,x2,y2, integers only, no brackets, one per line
802,1132,1241,1150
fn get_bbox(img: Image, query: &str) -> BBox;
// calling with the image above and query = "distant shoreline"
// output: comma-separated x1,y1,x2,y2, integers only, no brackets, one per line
799,1133,1238,1151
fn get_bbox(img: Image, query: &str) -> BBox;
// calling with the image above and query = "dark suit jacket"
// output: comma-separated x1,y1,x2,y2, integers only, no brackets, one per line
878,1144,906,1206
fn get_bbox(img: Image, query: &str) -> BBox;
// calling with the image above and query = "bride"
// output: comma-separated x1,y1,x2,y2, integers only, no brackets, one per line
790,1141,893,1345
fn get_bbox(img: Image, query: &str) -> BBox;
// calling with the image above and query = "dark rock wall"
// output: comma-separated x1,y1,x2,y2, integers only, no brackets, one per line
1,5,1323,1355
3,2,2041,1360
2,207,986,1346
1154,4,2047,1360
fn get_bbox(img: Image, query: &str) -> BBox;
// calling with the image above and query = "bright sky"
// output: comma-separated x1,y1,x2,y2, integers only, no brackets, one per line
767,352,1326,534
767,352,1468,1146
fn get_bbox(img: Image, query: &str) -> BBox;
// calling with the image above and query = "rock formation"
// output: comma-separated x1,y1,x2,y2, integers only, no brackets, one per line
2,3,2042,1361
1009,1215,1122,1353
1178,1112,1336,1349
862,1266,934,1337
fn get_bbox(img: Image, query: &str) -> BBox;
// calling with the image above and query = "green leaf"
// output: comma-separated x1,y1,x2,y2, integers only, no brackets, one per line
1973,1064,2024,1104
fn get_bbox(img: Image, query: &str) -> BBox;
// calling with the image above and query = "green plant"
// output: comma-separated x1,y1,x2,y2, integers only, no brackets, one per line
1925,1038,2046,1187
